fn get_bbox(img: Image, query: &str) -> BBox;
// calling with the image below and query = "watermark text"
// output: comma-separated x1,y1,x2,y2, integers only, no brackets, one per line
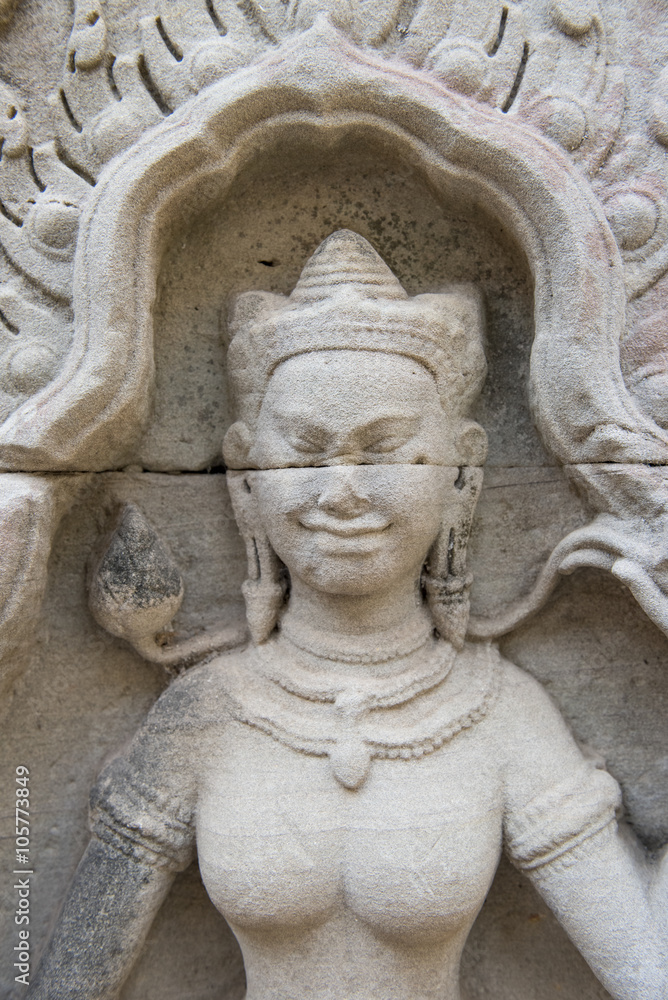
13,766,32,986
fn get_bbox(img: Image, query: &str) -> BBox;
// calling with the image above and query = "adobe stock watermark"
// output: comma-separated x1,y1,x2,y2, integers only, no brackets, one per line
13,766,32,987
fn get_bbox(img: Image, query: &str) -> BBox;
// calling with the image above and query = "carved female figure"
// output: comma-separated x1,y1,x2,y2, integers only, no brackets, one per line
29,231,667,1000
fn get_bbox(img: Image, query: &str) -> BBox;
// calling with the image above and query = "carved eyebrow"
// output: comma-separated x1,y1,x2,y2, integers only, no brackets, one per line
274,406,419,427
279,410,418,429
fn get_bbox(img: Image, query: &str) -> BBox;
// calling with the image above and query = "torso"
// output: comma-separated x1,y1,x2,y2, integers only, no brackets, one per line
192,631,506,1000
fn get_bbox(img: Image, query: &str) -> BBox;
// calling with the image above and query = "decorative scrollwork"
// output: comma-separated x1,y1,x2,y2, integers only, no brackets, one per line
0,0,635,434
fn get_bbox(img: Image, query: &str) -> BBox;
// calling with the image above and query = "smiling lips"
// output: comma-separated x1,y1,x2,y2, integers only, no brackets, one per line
300,514,391,537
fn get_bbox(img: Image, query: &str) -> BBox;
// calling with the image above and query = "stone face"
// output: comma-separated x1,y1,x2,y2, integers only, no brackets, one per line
1,3,668,1000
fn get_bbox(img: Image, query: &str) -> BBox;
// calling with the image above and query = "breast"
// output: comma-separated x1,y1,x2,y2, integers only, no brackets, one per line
196,722,504,944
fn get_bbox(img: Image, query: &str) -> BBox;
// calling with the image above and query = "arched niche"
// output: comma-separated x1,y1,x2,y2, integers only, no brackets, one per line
1,17,666,471
137,118,538,471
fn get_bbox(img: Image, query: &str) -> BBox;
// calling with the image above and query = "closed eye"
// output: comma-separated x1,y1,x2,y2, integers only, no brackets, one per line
273,414,422,459
357,416,420,454
282,422,332,454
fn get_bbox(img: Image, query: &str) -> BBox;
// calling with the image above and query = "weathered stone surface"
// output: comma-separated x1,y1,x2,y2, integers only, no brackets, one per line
1,3,668,999
2,471,667,999
1,461,667,999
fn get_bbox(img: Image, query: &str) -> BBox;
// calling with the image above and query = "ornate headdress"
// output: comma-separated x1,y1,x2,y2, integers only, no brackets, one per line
223,230,487,467
224,231,487,648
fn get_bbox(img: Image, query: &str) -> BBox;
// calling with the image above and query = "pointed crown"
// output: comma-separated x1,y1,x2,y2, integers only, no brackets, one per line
225,230,486,431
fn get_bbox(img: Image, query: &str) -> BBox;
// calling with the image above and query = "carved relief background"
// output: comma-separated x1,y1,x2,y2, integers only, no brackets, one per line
1,2,668,998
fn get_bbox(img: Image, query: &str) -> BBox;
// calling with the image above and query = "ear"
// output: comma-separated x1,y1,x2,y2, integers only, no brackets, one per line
456,420,488,465
223,421,254,469
226,471,284,643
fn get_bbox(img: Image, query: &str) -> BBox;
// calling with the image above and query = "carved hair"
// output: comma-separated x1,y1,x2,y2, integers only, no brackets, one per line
224,231,487,647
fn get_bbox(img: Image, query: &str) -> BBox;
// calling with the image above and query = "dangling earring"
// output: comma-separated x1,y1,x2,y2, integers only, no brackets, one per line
226,471,285,644
423,466,483,650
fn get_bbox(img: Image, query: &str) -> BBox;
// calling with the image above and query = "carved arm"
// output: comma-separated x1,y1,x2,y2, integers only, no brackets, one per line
26,839,175,1000
528,823,668,999
500,660,668,999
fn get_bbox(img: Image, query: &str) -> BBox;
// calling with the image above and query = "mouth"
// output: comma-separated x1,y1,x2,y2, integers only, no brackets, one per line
299,515,391,538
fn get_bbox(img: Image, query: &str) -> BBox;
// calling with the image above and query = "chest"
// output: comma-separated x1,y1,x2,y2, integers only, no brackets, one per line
196,722,504,940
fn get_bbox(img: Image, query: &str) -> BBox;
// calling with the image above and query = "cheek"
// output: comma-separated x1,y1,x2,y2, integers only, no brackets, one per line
251,471,315,562
384,475,448,564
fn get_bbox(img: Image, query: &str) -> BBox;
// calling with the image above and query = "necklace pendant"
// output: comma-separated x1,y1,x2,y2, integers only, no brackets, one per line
329,738,372,790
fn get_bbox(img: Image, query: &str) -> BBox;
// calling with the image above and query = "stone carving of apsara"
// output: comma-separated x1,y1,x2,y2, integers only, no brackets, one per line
28,231,668,1000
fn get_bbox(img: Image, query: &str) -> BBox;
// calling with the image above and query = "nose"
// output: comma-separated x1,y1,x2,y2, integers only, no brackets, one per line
316,469,371,519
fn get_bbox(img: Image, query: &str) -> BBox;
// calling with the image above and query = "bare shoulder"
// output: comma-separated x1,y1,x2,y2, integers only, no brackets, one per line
457,642,564,726
143,642,254,734
479,646,589,794
490,650,567,729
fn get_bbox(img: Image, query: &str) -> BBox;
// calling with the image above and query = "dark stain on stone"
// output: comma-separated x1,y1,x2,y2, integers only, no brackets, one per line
95,504,183,611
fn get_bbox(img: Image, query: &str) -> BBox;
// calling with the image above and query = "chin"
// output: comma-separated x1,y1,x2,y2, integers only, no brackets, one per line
293,549,418,597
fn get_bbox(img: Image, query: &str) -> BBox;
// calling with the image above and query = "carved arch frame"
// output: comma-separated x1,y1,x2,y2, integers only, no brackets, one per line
3,18,668,644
